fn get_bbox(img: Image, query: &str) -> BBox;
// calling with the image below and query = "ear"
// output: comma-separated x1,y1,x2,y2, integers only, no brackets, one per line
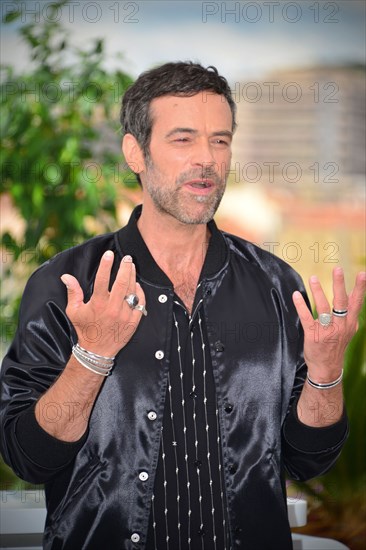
122,134,146,175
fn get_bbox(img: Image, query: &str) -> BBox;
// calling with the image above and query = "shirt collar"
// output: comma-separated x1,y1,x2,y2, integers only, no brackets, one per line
116,205,228,287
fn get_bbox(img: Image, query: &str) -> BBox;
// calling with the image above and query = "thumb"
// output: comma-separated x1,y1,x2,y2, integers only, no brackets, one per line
60,274,84,310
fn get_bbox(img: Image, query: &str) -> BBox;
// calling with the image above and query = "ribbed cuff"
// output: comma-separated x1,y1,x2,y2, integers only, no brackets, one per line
283,399,349,453
15,403,88,470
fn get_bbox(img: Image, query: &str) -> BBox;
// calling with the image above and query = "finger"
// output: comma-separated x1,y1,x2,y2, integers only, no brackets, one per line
309,275,330,316
348,271,366,321
61,274,85,311
127,281,146,322
119,283,146,347
292,291,314,330
93,250,115,299
133,281,146,315
109,254,134,303
332,267,348,312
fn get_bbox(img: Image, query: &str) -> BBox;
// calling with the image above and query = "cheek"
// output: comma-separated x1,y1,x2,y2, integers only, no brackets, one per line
215,152,231,174
150,150,187,176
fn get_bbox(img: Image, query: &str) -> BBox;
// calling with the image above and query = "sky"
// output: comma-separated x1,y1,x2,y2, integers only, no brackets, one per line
1,0,365,82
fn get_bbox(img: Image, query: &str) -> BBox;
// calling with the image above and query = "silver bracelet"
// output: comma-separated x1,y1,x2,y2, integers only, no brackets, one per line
76,344,115,362
72,344,114,376
307,369,343,390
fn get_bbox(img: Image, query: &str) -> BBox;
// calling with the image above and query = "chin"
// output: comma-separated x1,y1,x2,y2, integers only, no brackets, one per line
175,207,216,225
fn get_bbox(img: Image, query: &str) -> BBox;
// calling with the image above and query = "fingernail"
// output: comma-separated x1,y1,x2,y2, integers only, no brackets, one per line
293,291,301,301
61,275,69,288
334,267,343,275
310,275,318,283
103,250,114,260
122,255,133,263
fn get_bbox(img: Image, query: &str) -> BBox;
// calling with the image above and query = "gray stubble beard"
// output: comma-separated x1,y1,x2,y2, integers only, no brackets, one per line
143,160,227,225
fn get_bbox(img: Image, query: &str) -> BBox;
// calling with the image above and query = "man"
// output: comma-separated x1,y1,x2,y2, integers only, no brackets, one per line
0,62,365,550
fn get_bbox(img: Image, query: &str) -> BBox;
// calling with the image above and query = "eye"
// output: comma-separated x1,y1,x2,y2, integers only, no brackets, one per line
213,138,229,146
174,137,190,142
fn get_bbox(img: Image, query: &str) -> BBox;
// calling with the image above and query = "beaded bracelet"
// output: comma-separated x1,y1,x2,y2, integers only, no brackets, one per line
307,369,343,390
72,343,115,377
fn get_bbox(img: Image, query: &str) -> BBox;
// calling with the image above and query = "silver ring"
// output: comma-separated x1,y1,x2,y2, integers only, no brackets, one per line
332,308,348,317
134,304,148,316
125,293,139,309
318,313,332,327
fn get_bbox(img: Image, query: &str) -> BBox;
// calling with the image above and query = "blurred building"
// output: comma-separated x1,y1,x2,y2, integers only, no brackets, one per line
230,65,365,200
217,66,365,296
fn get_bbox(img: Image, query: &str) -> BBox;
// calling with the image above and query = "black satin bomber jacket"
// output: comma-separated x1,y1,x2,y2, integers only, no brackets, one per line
0,206,348,550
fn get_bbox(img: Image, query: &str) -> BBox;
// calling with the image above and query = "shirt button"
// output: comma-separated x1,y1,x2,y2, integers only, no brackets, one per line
194,459,202,468
229,464,237,474
158,294,168,303
197,527,206,536
224,403,233,413
147,411,157,421
131,533,140,543
139,471,149,481
215,341,225,352
205,287,212,296
155,350,164,359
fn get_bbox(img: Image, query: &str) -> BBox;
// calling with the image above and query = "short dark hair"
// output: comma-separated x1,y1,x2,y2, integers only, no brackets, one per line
120,61,236,183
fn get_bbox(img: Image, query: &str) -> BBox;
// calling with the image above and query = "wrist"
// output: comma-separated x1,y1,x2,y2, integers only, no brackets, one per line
72,343,115,377
306,362,343,384
306,369,343,390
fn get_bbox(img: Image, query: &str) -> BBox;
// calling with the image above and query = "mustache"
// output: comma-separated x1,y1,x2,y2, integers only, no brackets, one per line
176,166,223,186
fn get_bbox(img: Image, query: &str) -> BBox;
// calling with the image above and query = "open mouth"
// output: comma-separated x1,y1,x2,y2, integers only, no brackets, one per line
184,179,215,192
190,181,211,188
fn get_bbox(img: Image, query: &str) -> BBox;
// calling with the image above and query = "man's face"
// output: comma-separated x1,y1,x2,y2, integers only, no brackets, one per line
141,91,233,224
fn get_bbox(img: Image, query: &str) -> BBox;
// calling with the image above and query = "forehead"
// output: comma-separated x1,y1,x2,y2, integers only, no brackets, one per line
149,92,233,132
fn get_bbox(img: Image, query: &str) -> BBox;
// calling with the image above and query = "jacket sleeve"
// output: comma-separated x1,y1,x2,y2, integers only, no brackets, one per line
236,238,350,481
281,356,349,481
280,286,349,481
0,259,88,484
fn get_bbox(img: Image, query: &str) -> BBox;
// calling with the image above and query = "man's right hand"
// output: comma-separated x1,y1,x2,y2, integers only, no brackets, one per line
35,251,145,441
61,251,145,358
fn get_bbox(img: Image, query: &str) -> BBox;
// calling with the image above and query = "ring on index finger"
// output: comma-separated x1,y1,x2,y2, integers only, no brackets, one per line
125,293,139,309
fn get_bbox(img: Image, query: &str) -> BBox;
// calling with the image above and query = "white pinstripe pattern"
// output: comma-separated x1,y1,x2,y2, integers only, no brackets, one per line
151,493,158,550
167,368,182,550
216,407,229,549
150,291,231,549
198,311,218,550
173,310,192,548
161,433,170,547
189,327,204,550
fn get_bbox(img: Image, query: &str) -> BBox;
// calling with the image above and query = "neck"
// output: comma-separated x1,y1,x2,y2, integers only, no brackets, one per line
137,203,210,275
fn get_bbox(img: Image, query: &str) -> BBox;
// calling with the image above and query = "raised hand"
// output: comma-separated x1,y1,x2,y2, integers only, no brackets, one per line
293,267,366,384
61,251,145,357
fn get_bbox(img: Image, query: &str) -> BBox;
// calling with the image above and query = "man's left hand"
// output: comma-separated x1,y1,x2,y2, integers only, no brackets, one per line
292,267,366,383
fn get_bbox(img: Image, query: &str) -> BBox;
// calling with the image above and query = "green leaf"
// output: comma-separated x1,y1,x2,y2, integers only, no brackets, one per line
1,0,134,355
3,10,21,24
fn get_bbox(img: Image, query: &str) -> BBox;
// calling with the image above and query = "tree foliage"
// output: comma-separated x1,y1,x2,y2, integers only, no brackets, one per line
1,0,135,341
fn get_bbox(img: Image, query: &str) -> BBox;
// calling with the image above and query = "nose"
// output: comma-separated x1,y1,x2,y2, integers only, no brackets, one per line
190,139,216,169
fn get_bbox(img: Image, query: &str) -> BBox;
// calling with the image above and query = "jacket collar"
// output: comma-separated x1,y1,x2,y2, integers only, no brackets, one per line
116,205,228,287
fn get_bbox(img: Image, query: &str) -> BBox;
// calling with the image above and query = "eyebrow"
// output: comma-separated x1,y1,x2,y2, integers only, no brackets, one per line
165,127,197,138
165,127,233,139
